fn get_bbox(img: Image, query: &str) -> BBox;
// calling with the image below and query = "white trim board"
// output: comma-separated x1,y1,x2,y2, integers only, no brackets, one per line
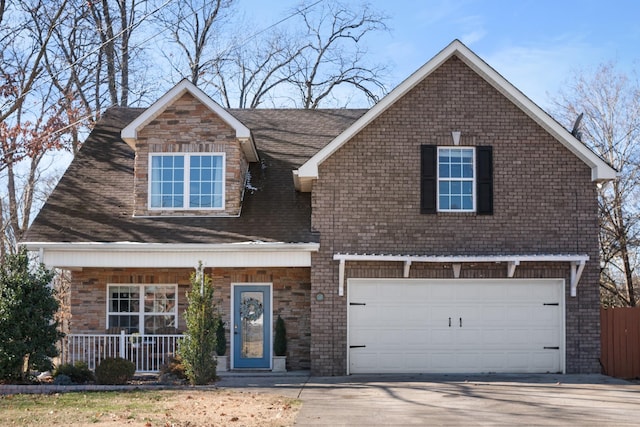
23,242,319,269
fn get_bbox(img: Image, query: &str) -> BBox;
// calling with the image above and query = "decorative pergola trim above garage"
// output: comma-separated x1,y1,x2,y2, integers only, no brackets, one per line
333,253,589,297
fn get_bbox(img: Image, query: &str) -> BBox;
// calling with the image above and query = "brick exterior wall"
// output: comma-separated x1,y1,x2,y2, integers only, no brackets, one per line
69,267,311,371
133,92,249,216
309,55,601,375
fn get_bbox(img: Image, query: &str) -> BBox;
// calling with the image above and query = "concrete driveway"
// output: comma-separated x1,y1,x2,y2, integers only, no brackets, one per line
217,373,640,425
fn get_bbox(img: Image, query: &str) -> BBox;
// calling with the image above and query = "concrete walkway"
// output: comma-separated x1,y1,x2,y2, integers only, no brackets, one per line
217,373,640,426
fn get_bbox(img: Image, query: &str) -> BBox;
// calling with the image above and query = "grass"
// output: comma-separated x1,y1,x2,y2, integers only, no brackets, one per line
0,389,300,426
1,391,162,425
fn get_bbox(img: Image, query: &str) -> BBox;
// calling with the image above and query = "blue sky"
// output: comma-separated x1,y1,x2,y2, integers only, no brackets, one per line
237,0,639,109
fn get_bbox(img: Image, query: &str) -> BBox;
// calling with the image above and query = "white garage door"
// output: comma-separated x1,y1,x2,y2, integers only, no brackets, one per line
348,278,564,374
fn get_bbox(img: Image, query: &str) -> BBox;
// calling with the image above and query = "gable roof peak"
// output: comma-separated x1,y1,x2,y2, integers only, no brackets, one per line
294,39,616,191
121,79,257,161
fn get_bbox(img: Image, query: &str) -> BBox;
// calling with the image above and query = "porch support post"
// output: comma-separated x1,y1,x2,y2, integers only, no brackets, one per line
119,330,126,358
338,258,345,296
452,263,462,278
570,260,586,297
403,260,412,278
507,260,520,278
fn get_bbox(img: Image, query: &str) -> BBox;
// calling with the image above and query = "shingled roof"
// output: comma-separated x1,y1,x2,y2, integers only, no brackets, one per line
24,107,366,244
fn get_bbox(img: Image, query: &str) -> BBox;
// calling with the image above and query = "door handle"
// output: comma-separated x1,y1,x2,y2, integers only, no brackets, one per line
459,317,462,328
448,317,451,327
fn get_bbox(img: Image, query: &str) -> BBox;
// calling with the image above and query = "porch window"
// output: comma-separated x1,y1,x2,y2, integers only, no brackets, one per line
107,285,177,334
149,153,225,209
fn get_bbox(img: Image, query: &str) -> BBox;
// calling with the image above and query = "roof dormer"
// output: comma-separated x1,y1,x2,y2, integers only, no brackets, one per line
124,79,258,217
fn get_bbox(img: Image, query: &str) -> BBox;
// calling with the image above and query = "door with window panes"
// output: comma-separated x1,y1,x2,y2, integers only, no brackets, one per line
233,285,271,368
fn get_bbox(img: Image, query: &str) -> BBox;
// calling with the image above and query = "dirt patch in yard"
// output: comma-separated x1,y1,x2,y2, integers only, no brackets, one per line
0,389,299,426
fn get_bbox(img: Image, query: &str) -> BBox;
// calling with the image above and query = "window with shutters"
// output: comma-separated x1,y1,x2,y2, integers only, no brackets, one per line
421,145,493,215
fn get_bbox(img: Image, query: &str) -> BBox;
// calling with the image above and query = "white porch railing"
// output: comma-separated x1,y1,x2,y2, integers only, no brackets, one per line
63,332,184,373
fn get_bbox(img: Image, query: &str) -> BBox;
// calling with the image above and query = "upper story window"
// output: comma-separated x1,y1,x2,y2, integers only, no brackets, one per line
149,153,225,210
438,147,475,211
421,145,493,215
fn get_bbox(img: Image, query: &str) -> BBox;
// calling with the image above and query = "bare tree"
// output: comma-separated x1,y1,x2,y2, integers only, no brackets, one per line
553,63,640,306
155,0,233,87
0,0,75,257
287,0,389,108
40,0,96,155
159,0,389,108
0,0,68,124
209,29,304,108
88,0,147,107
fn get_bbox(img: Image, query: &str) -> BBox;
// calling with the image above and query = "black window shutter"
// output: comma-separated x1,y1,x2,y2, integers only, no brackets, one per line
420,145,437,214
476,146,493,215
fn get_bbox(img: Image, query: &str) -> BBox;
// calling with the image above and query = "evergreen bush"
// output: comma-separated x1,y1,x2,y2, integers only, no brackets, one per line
178,262,218,385
0,248,63,381
215,320,227,356
95,357,135,385
53,361,94,384
274,315,287,357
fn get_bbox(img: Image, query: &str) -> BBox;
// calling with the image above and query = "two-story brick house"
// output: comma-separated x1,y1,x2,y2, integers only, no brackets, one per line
24,40,615,375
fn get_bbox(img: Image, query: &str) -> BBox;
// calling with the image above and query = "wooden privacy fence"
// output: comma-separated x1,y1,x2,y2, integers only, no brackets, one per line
601,307,640,378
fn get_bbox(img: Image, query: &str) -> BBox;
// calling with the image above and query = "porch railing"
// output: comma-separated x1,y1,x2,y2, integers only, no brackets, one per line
62,332,184,373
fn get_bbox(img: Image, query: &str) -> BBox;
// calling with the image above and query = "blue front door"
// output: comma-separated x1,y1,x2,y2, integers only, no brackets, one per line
233,285,271,369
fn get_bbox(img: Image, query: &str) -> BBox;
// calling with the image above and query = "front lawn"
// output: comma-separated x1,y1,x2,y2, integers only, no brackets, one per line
0,389,299,426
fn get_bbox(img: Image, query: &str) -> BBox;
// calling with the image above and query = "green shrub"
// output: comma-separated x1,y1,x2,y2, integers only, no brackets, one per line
178,263,218,385
0,248,62,381
53,361,95,384
215,320,227,356
53,374,73,385
274,315,287,356
158,355,187,385
95,357,135,385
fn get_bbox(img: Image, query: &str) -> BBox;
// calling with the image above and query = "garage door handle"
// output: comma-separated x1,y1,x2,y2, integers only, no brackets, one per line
459,317,462,328
350,345,366,349
449,317,451,327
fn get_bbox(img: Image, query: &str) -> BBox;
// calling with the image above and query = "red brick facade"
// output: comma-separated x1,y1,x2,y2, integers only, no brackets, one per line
309,56,600,375
69,267,311,371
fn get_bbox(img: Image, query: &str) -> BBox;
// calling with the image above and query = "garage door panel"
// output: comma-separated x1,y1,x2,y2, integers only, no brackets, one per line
431,328,455,346
349,279,564,374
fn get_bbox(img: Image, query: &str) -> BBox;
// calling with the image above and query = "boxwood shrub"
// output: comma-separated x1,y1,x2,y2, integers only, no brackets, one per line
95,357,135,385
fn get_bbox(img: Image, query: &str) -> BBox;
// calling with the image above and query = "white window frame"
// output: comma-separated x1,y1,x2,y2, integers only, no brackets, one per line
437,147,476,212
106,284,179,334
148,152,226,211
